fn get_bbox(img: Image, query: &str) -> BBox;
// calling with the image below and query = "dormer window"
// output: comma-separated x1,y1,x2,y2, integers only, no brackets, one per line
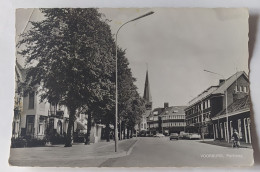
244,86,247,93
240,86,243,92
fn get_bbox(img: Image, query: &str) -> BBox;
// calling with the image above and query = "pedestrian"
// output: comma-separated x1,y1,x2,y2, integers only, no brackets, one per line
231,129,240,148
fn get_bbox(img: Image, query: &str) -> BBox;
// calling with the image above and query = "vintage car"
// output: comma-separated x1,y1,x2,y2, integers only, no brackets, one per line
169,133,179,140
153,133,165,138
187,133,201,140
179,131,189,139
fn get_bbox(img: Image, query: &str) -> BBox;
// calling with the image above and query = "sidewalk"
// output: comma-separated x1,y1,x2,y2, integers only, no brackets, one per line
200,139,252,148
9,138,138,167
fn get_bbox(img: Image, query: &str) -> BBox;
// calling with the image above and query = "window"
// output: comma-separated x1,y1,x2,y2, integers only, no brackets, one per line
26,115,35,135
28,92,35,109
220,123,223,138
240,86,243,92
215,124,218,138
235,85,239,92
208,100,210,108
244,86,247,93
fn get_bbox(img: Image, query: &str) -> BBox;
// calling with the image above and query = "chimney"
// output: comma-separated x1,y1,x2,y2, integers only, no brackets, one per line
164,102,169,109
219,79,225,86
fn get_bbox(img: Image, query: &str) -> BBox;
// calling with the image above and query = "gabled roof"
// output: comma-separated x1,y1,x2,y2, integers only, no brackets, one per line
159,106,187,116
188,71,248,107
143,110,152,118
188,86,218,106
212,71,248,95
215,95,250,117
147,107,164,118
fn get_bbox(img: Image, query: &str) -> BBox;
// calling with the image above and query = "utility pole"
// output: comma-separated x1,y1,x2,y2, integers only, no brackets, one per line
115,11,155,152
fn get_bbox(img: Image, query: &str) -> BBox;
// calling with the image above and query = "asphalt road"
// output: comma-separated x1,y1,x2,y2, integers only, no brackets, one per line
100,137,253,167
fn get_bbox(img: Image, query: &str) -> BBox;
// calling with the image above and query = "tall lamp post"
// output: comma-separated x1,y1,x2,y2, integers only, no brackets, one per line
115,11,154,152
204,69,229,143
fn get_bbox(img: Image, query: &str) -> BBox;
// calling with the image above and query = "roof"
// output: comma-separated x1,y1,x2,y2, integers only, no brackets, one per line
143,110,152,118
143,70,152,102
148,107,164,118
188,86,218,105
215,95,250,117
212,71,248,95
15,60,27,82
159,106,187,116
188,71,248,106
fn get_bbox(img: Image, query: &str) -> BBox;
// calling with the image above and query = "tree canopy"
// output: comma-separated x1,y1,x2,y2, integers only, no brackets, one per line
17,8,146,146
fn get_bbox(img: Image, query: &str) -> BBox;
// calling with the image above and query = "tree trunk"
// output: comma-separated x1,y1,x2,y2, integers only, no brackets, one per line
119,121,122,140
105,122,110,142
130,128,133,138
127,127,130,139
64,107,76,147
123,124,126,139
85,112,92,145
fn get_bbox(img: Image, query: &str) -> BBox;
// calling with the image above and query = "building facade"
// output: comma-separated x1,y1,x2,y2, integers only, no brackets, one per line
147,103,186,135
12,62,103,144
185,71,251,142
161,104,187,135
147,107,164,135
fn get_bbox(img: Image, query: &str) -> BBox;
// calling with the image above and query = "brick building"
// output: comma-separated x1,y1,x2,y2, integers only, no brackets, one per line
185,71,251,142
160,104,187,135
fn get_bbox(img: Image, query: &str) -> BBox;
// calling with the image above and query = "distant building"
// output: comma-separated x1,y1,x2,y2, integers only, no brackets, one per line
185,71,251,143
147,107,164,135
160,104,187,135
147,103,187,135
139,70,152,132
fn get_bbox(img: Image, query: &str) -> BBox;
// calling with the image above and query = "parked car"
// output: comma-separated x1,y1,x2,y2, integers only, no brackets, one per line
169,133,179,140
139,130,147,137
179,132,189,139
153,133,165,138
187,133,201,140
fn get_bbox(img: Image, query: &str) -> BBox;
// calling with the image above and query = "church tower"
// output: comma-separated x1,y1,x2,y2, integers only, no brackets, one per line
143,70,152,110
138,69,153,133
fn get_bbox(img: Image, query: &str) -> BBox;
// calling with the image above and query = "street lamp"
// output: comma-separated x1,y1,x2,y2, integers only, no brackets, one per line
115,11,154,152
203,69,229,143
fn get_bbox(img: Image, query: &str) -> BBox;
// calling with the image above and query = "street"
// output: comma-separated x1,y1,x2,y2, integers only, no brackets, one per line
9,137,253,167
100,137,253,167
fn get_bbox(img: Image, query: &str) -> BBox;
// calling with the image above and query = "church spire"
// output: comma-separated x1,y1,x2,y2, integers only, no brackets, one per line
143,69,152,103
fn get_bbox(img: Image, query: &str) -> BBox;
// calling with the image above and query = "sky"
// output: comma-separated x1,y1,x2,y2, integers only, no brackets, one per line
16,8,249,108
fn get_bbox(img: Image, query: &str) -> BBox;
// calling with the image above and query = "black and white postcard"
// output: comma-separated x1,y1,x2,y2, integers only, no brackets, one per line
9,8,253,167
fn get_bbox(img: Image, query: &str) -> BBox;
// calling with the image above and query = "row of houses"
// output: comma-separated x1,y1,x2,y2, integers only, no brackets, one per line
185,71,251,143
12,61,103,144
13,62,252,144
139,70,251,144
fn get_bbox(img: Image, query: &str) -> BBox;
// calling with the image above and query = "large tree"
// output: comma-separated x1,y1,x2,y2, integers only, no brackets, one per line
17,8,115,147
117,49,146,139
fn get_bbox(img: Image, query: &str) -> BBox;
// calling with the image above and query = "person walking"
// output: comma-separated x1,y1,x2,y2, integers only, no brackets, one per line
231,129,240,148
